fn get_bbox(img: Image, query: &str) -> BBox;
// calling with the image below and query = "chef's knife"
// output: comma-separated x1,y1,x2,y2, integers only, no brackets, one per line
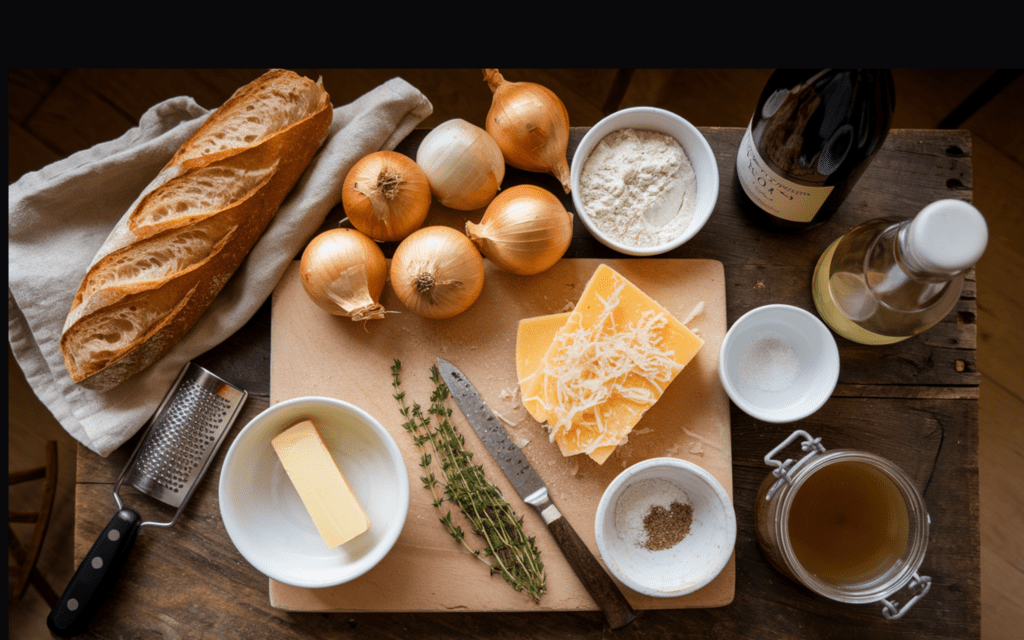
436,358,638,630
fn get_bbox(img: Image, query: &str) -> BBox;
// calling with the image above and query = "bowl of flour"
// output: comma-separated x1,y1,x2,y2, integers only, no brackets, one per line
571,107,719,256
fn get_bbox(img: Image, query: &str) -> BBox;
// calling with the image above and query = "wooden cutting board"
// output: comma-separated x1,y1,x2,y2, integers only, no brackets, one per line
268,258,733,612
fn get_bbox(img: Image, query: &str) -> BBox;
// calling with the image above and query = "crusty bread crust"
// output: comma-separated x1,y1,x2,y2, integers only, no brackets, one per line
61,69,333,391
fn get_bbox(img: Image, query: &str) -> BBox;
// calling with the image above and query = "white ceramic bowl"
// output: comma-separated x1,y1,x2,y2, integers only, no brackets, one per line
719,304,840,423
570,107,719,256
218,397,409,588
594,458,736,598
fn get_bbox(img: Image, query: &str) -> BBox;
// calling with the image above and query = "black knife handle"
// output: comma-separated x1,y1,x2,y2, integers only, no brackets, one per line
547,515,638,630
47,508,142,637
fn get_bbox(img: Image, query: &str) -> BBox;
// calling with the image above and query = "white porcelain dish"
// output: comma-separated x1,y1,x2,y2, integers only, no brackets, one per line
218,396,409,589
594,457,736,598
719,304,840,423
570,106,719,256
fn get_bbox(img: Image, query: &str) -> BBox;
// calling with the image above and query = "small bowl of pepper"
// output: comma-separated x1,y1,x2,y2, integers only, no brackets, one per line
594,457,736,598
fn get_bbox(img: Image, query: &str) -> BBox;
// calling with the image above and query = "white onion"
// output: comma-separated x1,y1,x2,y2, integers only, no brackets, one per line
416,119,505,211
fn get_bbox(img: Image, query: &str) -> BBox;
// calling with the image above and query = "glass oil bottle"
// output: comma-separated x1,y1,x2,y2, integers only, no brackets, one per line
812,199,987,344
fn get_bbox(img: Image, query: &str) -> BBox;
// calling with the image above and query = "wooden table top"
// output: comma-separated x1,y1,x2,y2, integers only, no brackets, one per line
75,126,980,639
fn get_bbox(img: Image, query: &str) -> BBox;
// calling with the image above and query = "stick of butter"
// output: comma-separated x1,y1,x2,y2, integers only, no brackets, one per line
271,419,370,548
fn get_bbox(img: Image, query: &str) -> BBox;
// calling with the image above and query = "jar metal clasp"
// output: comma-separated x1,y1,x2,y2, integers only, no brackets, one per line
881,573,932,620
763,429,827,501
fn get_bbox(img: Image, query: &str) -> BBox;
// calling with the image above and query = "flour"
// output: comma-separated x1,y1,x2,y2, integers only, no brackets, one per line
579,128,697,249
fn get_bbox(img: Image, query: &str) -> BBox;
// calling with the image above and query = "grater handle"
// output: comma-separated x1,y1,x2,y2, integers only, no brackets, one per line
47,509,142,637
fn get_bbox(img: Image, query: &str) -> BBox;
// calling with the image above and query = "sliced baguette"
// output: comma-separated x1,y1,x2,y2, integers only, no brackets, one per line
61,69,333,391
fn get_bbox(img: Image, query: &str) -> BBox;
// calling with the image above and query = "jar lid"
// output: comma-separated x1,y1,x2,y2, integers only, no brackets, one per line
907,199,988,274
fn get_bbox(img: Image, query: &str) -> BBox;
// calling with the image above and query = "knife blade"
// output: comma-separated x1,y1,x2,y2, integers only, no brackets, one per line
437,358,637,630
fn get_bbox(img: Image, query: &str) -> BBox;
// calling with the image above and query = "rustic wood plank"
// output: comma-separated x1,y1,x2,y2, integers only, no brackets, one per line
833,385,980,399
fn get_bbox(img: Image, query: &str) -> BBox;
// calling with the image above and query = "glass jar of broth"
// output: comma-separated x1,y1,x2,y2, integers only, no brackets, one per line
755,429,932,619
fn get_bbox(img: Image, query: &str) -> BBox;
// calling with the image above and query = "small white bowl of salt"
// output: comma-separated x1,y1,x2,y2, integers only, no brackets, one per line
594,457,736,598
719,304,840,423
571,107,719,256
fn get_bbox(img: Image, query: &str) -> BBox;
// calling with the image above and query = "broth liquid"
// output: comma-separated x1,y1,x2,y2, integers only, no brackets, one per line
788,460,909,585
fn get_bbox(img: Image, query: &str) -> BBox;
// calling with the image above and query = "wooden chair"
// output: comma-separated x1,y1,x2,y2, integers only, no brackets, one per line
8,439,60,607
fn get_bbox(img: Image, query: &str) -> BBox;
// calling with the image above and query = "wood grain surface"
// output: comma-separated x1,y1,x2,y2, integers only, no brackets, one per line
72,127,980,639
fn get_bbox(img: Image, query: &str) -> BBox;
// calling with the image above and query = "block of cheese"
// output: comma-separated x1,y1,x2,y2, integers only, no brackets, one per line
517,264,703,464
516,312,571,421
271,419,370,549
516,312,622,463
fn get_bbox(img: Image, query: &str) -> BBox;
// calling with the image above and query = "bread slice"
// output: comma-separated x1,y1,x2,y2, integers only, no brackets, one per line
61,69,333,391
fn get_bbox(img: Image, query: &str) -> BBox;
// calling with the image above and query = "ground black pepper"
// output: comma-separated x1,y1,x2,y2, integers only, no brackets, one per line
642,501,693,551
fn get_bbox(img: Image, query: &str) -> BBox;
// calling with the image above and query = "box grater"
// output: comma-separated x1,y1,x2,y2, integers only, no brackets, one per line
48,362,247,638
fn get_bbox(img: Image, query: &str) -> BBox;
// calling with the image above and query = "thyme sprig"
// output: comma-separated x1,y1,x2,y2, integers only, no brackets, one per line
391,359,546,603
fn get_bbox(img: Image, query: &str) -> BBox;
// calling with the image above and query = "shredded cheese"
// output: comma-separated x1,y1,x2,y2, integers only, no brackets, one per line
518,265,703,461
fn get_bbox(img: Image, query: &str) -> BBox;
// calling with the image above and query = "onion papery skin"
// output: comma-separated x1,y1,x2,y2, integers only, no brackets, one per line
483,69,571,194
390,226,486,320
342,151,431,242
466,184,573,276
300,228,388,321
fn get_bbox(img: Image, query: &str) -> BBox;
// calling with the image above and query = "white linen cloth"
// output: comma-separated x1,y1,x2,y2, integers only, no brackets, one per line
9,76,433,456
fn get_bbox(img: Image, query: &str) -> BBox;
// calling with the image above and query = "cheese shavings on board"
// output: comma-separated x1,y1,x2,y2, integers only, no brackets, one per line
516,264,703,464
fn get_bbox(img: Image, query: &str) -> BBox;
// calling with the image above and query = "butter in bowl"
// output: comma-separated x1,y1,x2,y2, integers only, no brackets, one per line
219,397,409,589
594,458,736,598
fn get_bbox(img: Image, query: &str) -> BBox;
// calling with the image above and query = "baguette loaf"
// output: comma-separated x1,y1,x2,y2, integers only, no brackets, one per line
61,69,333,391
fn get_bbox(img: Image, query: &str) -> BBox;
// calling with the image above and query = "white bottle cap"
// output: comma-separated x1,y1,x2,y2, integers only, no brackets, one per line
906,199,988,274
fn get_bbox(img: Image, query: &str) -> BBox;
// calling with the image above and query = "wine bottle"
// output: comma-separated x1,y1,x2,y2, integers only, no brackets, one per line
735,69,895,232
812,199,987,345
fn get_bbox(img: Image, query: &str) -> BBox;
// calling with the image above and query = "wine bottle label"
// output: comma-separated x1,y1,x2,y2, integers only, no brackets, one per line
736,126,834,223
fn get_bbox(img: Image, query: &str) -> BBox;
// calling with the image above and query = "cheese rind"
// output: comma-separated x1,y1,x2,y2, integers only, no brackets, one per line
516,264,703,463
271,419,370,548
